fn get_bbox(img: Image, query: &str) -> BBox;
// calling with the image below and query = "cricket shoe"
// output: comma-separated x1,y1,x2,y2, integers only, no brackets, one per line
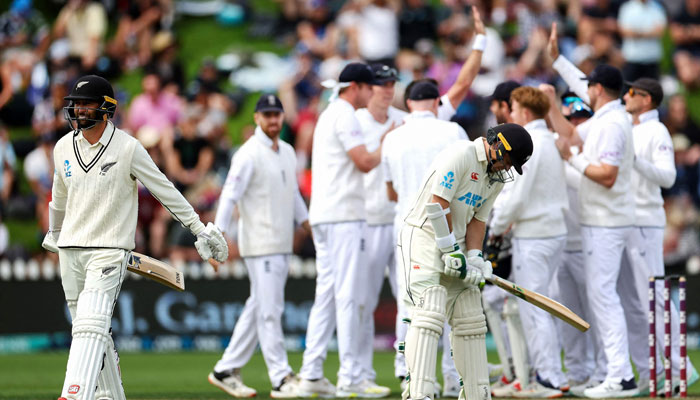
491,378,522,397
298,377,336,398
512,380,563,398
582,378,638,398
569,378,601,397
208,369,257,398
271,373,301,399
336,380,391,398
442,375,461,398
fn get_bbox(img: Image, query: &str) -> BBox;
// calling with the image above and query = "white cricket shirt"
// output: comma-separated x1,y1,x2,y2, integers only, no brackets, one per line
490,119,568,238
51,122,204,249
309,98,367,225
381,111,468,225
631,109,675,227
357,105,407,226
404,139,504,247
214,127,307,257
577,100,635,227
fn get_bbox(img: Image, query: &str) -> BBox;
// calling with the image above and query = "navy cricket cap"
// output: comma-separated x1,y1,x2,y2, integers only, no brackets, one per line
582,64,623,92
490,80,521,103
371,64,399,85
408,80,440,100
338,62,379,85
625,77,663,107
491,123,533,175
255,93,284,112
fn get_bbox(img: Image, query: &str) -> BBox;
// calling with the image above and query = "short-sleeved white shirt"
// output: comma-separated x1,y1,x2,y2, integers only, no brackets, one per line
404,139,504,247
381,111,468,223
357,105,407,225
578,99,635,227
309,98,367,225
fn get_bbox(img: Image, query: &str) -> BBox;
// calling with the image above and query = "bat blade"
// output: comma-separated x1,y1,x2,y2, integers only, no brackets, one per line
127,252,185,291
487,275,590,332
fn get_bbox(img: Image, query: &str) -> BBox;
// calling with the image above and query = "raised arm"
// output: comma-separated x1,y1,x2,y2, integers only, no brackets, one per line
445,6,485,109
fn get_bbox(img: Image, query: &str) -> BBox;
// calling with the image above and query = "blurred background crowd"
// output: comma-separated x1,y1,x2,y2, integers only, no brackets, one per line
1,0,699,275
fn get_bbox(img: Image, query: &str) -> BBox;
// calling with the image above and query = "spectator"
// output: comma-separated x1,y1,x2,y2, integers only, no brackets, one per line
23,132,54,234
346,0,400,66
52,0,108,73
0,49,36,127
296,1,340,60
164,107,215,191
0,124,16,207
127,72,183,141
671,0,700,88
109,0,171,70
618,0,667,80
398,0,437,50
144,31,185,93
32,78,71,139
0,0,50,58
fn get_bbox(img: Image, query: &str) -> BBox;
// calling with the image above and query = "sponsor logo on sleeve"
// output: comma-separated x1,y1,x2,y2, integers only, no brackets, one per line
470,172,479,181
63,160,72,177
439,171,455,189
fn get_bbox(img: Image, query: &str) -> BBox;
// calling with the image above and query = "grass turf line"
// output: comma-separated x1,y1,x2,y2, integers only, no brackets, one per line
1,350,699,399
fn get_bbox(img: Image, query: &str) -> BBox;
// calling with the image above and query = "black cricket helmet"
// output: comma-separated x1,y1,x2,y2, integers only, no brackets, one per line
64,75,117,130
485,123,533,183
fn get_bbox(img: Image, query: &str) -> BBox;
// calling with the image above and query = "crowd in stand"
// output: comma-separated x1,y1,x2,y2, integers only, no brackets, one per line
0,0,699,272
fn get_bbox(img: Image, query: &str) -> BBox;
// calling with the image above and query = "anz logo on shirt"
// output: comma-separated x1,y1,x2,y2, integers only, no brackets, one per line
439,171,455,189
64,160,72,178
458,192,486,208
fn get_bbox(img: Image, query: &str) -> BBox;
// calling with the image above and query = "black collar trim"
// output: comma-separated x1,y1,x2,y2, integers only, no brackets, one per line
72,124,116,173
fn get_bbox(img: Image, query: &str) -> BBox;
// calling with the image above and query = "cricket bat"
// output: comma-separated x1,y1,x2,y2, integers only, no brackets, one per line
127,252,185,291
487,275,590,332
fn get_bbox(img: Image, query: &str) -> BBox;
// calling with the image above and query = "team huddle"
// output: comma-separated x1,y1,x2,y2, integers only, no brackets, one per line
46,11,696,400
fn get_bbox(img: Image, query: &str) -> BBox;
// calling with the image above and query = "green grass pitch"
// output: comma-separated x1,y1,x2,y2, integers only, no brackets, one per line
1,350,699,399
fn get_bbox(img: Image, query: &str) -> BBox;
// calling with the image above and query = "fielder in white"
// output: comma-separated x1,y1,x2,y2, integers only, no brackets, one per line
619,78,698,394
355,64,406,393
208,94,310,399
489,86,569,398
398,123,533,400
546,45,639,396
548,98,607,397
300,62,389,398
381,79,468,397
43,75,227,400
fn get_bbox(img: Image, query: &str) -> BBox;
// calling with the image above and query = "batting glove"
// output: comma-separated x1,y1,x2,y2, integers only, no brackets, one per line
442,245,468,279
467,249,493,280
194,223,228,262
41,230,59,253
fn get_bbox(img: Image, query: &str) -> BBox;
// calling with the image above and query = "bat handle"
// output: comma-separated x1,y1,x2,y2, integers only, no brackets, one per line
208,258,220,272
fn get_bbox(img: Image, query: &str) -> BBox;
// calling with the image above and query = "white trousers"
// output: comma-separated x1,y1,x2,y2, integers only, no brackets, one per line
361,224,394,381
552,250,604,382
301,221,367,386
512,236,567,387
618,227,694,378
582,226,635,382
59,248,129,400
213,254,292,387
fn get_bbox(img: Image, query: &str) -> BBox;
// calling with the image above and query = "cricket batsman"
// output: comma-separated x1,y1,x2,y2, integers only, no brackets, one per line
43,75,228,400
398,123,533,400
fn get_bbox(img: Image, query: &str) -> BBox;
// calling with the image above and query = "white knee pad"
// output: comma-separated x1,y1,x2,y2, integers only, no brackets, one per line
95,332,125,400
503,297,529,385
62,289,115,400
403,285,447,400
450,288,490,400
483,297,513,381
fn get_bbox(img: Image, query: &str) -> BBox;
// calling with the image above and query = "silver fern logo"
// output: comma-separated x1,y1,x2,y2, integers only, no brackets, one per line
99,161,117,176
